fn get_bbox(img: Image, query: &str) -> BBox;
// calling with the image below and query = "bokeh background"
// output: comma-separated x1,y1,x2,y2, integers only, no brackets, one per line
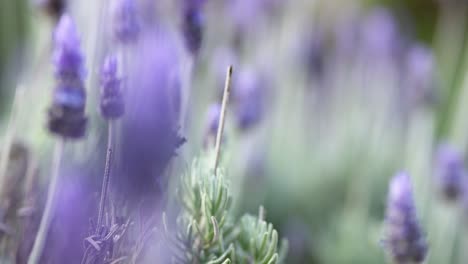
1,0,468,263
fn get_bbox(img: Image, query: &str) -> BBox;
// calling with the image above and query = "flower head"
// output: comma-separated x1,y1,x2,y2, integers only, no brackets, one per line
35,0,66,19
435,144,465,200
52,14,85,80
233,67,266,131
181,0,205,56
112,0,140,44
116,32,185,202
384,172,427,263
203,103,221,149
48,14,87,139
403,44,437,106
360,8,401,61
100,55,124,119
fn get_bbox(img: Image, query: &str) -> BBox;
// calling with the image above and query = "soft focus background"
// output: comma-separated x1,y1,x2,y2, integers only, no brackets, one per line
2,0,468,263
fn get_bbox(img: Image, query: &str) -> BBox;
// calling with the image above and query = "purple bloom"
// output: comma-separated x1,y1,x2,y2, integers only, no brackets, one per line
360,8,402,61
116,32,185,202
233,67,266,131
35,0,66,19
384,172,427,263
181,0,206,55
435,144,465,200
403,44,437,106
48,14,87,139
100,55,124,119
203,103,221,149
112,0,140,44
52,14,85,80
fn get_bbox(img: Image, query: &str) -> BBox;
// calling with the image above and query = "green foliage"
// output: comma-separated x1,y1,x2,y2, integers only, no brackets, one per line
164,157,287,264
234,214,285,264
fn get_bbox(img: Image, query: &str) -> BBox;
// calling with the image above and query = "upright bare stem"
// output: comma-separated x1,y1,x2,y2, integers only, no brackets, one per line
213,66,233,174
96,122,114,232
0,87,24,196
28,140,64,264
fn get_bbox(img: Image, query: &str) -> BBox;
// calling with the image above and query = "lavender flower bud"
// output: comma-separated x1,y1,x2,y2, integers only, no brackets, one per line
403,45,437,106
181,0,205,56
35,0,66,19
48,14,87,139
203,103,221,149
100,55,124,119
117,32,185,202
52,14,85,80
234,68,266,131
435,144,465,201
112,0,140,44
384,172,427,264
360,8,401,61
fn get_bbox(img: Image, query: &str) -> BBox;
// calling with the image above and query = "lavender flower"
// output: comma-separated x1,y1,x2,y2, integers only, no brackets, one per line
181,0,206,55
233,68,266,131
360,8,402,61
52,14,85,80
384,172,427,263
112,0,140,44
48,14,87,139
35,0,66,19
403,45,437,106
100,55,124,119
203,103,221,149
116,32,185,202
435,144,465,200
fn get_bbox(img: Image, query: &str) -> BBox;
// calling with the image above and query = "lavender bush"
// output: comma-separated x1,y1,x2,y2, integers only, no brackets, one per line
2,0,468,263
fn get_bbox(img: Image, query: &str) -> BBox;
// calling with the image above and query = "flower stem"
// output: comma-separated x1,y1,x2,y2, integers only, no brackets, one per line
213,66,233,174
0,86,24,197
27,140,64,264
96,122,114,232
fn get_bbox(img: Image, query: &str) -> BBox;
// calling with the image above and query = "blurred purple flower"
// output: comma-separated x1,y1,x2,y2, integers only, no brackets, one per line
360,8,402,61
35,0,66,19
112,0,140,44
302,31,326,81
403,44,437,106
116,31,185,202
181,0,206,55
48,14,87,139
203,103,221,149
233,67,266,131
434,144,465,200
100,55,124,119
52,14,85,80
384,172,427,264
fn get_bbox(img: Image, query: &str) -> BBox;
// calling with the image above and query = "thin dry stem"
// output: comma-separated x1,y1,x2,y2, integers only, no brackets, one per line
0,87,25,199
27,140,64,264
213,66,233,174
97,122,114,232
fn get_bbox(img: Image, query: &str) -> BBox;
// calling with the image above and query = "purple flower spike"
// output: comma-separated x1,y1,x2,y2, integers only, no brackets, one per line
116,32,185,202
384,172,427,264
435,144,465,201
100,55,124,119
360,8,401,60
203,103,221,149
404,45,437,106
35,0,66,19
181,0,206,56
48,14,87,139
112,0,140,44
234,68,266,131
53,14,85,80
